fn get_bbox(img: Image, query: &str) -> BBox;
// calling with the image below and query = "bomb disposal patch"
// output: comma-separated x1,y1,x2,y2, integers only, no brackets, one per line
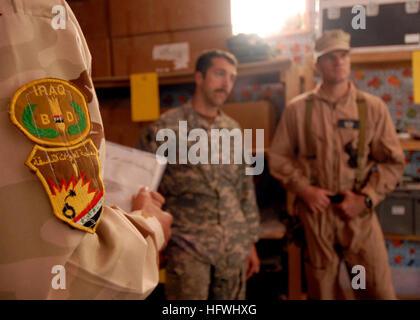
10,78,104,233
10,78,91,146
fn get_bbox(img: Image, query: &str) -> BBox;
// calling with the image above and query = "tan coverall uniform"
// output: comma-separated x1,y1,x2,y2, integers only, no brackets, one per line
269,82,405,299
0,0,164,299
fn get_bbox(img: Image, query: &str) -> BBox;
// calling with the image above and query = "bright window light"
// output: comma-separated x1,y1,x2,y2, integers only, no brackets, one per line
231,0,307,38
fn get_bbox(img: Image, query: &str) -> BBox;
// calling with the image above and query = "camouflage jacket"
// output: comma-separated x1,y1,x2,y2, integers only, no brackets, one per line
0,0,164,299
138,102,260,268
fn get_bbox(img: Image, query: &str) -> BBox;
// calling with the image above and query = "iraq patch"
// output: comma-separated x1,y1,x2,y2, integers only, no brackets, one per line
10,78,91,146
10,78,104,233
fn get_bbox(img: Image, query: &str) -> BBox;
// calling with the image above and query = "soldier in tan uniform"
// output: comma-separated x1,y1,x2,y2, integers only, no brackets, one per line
269,30,405,299
138,50,261,299
0,0,172,299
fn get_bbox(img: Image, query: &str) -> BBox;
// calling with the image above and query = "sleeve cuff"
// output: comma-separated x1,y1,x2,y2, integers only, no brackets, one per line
130,210,166,251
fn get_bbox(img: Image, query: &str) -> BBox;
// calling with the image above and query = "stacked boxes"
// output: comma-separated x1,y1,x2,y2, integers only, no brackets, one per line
69,0,233,77
221,100,277,149
108,0,231,36
68,0,112,77
112,26,232,76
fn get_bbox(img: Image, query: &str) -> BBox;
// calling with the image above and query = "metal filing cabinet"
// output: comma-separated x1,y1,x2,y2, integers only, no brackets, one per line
376,191,418,235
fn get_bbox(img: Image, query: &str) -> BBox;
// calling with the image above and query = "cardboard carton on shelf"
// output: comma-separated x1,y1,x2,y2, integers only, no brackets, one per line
221,100,276,151
109,0,231,37
112,26,232,76
88,38,112,78
68,0,108,39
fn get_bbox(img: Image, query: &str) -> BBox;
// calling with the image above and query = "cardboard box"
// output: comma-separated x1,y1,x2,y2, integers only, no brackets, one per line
88,38,112,77
112,26,232,76
68,0,111,77
68,0,109,39
109,0,231,37
168,0,231,33
221,100,276,150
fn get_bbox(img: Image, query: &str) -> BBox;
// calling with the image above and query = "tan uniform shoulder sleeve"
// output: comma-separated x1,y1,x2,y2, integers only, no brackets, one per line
0,0,164,299
57,206,163,299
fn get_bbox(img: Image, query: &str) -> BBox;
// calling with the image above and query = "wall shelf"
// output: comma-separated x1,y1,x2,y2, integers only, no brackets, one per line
351,50,413,64
385,233,420,242
350,50,414,70
400,138,420,151
93,57,291,88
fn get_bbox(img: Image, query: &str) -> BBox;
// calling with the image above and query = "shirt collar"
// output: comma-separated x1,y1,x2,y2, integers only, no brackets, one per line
183,100,228,130
312,80,357,105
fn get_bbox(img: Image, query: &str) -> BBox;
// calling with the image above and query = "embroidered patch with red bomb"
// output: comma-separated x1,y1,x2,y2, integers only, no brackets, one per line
10,78,104,233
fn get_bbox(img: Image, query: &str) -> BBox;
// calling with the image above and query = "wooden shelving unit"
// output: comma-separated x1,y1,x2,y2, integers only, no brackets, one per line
400,138,420,151
93,72,195,88
350,49,414,71
351,50,413,64
93,57,291,88
385,233,420,242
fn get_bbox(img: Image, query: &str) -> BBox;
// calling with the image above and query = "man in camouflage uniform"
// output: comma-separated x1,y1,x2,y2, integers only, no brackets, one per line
269,30,405,299
138,50,261,299
0,0,172,299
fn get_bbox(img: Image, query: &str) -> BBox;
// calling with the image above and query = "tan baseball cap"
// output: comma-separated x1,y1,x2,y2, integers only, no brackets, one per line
314,29,351,60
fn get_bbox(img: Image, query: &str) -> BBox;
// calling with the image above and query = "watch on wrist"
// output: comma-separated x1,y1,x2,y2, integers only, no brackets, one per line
363,194,373,209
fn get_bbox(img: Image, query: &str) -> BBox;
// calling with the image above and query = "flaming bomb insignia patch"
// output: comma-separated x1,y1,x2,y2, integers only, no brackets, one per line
10,78,104,233
25,141,104,233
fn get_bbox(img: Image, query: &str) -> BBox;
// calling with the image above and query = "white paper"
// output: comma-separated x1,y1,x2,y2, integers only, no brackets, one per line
152,42,190,70
327,7,341,20
103,141,167,212
406,1,420,14
405,33,420,44
391,206,406,216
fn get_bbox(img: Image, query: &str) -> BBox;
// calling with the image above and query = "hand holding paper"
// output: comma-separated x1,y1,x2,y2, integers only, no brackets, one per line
131,187,165,212
104,141,167,212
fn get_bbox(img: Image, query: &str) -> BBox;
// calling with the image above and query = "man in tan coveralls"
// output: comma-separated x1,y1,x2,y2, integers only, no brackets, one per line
269,30,405,299
0,0,172,299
